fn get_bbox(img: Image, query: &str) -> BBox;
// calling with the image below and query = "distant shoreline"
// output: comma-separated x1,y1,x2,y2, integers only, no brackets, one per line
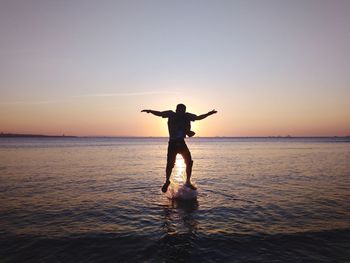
1,133,349,139
0,133,77,138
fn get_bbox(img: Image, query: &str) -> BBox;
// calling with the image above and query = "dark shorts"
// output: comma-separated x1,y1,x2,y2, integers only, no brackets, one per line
167,140,192,168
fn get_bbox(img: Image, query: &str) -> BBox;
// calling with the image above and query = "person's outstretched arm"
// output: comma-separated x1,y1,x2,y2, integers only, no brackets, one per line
141,109,171,118
194,110,217,121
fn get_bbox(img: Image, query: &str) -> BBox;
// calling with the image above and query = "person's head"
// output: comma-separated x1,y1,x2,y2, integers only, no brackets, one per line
176,103,186,114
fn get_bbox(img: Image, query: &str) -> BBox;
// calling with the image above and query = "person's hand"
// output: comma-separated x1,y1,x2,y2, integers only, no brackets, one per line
209,109,217,115
141,109,150,113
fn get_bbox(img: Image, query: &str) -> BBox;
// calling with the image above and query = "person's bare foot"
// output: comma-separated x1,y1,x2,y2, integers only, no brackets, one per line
161,180,170,193
185,182,197,190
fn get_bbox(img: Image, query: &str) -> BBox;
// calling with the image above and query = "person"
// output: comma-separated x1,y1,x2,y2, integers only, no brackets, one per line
141,104,217,193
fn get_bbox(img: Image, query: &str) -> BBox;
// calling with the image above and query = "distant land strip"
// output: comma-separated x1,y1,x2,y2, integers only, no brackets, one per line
0,133,77,138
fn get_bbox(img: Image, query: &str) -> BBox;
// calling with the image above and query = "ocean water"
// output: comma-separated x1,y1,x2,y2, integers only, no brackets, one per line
0,137,349,262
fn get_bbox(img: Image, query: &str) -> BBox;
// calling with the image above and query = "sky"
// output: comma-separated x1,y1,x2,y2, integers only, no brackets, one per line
1,0,349,137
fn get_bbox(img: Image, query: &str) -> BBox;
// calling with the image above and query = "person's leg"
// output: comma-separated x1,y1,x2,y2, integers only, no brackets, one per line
162,141,176,192
180,143,196,190
185,159,194,185
165,165,172,182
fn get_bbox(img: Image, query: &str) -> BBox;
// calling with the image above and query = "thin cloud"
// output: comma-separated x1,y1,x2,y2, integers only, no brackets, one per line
0,91,179,105
79,91,179,97
0,100,69,105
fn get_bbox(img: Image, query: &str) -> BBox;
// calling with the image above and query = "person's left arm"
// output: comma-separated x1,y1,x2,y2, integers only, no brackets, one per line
193,110,217,121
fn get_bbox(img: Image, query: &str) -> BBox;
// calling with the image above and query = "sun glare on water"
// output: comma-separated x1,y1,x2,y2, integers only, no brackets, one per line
173,155,185,184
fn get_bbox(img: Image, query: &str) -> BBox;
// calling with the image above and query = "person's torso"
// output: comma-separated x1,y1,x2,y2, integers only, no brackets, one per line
167,112,190,141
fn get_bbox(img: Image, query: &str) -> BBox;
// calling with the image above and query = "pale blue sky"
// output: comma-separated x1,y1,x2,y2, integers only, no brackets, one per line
1,0,349,136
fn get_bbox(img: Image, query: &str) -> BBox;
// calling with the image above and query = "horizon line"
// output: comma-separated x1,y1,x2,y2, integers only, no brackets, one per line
1,132,349,139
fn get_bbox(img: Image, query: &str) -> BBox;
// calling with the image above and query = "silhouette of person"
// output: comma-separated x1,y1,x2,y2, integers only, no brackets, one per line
141,104,217,193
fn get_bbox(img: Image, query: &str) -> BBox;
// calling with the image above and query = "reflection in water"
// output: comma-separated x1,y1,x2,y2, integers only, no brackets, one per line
163,198,199,235
157,196,199,262
153,155,200,261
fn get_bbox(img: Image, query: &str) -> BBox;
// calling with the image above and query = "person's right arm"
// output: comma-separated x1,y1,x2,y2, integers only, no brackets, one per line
141,109,171,118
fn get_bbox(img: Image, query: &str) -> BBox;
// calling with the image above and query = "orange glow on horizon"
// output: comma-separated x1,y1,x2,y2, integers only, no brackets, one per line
0,94,349,137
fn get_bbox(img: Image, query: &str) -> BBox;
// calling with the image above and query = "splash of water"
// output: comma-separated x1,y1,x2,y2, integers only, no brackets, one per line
166,183,198,200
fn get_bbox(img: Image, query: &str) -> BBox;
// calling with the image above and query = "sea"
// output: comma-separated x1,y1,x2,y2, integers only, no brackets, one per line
0,137,349,262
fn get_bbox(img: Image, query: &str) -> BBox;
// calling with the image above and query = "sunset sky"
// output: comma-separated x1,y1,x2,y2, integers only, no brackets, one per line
1,0,349,136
